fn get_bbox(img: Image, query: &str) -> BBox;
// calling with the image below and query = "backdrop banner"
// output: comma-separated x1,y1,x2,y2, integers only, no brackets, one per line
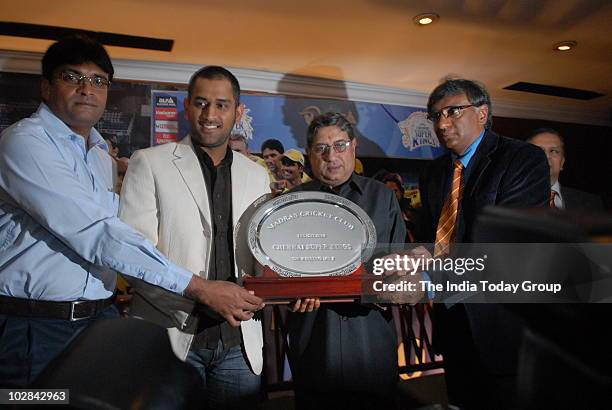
151,90,445,159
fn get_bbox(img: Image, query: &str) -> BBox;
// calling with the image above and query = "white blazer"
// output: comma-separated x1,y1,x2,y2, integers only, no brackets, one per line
119,136,270,374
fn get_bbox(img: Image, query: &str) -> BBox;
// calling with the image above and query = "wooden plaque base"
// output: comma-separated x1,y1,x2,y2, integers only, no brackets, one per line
243,265,371,304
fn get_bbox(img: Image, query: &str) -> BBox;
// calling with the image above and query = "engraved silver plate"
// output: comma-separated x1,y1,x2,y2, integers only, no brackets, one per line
246,191,377,277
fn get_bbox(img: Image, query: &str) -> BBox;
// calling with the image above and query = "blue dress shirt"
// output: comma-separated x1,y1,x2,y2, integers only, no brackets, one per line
0,103,193,301
453,130,485,169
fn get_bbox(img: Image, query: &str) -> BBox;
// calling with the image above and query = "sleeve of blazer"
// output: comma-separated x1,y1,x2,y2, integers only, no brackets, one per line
119,149,160,245
497,143,550,208
262,167,272,195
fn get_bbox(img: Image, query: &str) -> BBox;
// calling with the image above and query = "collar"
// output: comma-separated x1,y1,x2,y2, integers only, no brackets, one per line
88,132,108,152
315,173,364,195
37,103,108,152
191,138,234,169
452,129,485,168
551,181,561,194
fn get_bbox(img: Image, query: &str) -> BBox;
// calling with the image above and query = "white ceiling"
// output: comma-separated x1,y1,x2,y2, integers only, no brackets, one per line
0,0,610,125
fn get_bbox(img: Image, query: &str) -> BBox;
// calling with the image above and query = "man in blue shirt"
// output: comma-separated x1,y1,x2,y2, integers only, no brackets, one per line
419,79,549,409
0,36,263,388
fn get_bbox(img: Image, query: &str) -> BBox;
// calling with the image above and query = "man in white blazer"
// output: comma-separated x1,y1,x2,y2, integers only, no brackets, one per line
119,66,270,409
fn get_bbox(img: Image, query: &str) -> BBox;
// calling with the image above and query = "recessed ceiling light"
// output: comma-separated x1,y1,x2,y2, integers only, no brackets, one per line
413,13,439,26
553,41,577,51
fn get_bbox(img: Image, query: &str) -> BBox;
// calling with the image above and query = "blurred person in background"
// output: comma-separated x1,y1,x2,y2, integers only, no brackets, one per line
229,132,267,168
383,172,419,242
527,127,603,210
271,148,311,195
261,138,284,182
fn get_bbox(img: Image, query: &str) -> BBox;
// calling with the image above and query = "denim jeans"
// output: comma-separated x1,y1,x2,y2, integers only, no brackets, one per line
186,341,261,410
0,305,119,388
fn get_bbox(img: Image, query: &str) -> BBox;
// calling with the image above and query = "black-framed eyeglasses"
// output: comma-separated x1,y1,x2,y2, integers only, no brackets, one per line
311,140,352,155
427,104,475,123
57,70,111,89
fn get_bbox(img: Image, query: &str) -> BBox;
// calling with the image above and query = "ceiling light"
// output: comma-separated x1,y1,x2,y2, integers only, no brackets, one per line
413,13,439,26
553,41,577,51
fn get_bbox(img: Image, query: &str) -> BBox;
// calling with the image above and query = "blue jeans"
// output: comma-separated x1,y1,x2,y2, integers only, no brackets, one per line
0,305,119,388
186,341,261,410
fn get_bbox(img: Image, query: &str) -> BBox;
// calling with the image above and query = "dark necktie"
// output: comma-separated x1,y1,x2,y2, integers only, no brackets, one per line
549,190,559,209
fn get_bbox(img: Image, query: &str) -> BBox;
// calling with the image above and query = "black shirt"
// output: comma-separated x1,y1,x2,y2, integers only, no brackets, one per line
191,144,241,350
288,174,406,393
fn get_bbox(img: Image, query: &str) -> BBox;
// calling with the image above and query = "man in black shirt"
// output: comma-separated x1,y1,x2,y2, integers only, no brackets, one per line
120,66,270,409
288,112,407,410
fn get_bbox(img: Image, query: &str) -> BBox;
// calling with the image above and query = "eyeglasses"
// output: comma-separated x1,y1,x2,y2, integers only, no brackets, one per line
427,104,475,123
57,70,111,89
311,140,352,155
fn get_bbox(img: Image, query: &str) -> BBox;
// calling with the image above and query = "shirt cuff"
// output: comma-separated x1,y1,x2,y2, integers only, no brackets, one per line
167,263,194,295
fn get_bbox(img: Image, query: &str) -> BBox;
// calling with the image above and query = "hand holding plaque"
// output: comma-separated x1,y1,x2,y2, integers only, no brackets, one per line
236,191,377,303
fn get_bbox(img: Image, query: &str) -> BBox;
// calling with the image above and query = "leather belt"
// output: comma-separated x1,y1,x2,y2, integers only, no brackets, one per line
0,295,114,321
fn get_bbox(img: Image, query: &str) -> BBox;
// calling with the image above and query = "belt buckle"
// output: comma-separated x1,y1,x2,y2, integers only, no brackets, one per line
69,300,89,322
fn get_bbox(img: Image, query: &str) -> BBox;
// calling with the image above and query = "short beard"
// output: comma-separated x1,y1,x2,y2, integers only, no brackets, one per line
191,128,230,149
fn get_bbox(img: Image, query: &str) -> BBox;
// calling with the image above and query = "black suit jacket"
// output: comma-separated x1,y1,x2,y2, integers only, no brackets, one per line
561,185,604,210
419,130,549,406
420,129,550,243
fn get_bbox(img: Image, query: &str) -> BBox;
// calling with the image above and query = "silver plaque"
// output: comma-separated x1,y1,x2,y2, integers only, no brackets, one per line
245,191,377,277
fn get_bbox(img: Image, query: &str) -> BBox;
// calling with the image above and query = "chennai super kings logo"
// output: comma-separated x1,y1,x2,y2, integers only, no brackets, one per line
398,112,440,151
232,104,255,140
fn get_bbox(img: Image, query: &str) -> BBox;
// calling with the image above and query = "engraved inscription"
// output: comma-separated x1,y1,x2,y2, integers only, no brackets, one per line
266,210,355,230
296,233,327,238
247,191,377,277
271,244,352,251
291,256,336,261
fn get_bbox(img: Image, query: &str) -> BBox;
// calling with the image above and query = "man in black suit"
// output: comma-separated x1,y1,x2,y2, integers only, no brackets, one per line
419,79,550,409
527,127,603,210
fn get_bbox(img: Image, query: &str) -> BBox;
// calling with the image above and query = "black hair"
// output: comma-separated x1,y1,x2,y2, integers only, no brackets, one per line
427,78,492,128
42,35,114,81
526,127,564,147
187,66,240,103
261,138,284,154
382,173,405,195
306,112,355,148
